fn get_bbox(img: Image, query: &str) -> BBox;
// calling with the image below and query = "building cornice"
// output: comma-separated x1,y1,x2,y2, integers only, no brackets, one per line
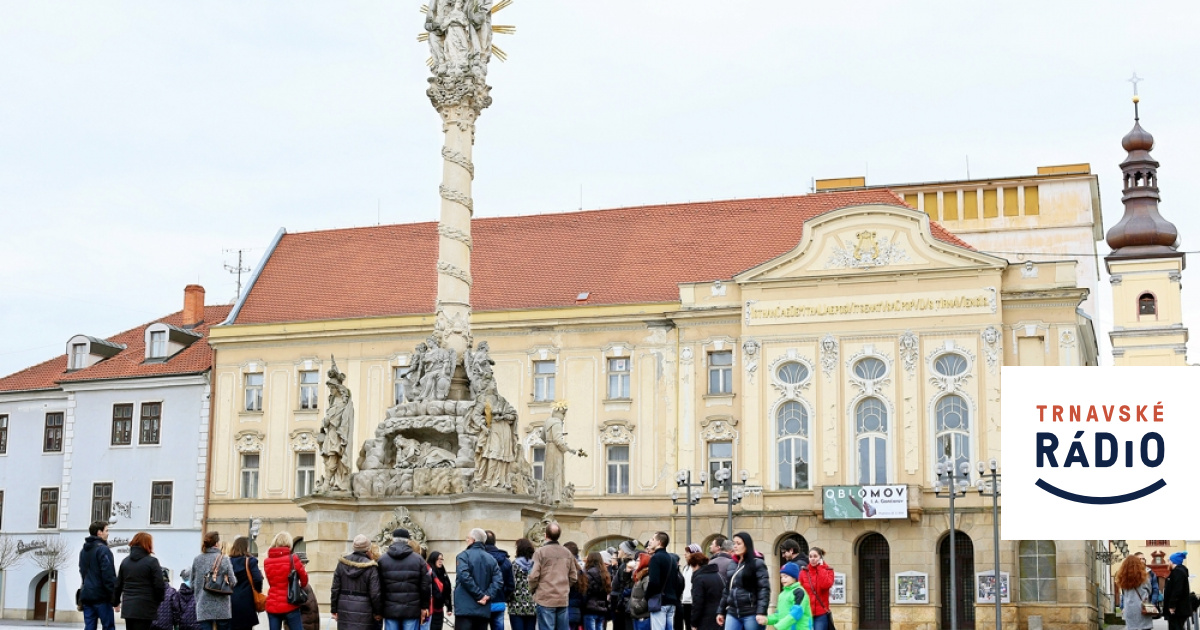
60,373,210,392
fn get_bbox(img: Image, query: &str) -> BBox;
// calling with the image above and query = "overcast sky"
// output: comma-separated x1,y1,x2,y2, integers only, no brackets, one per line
3,1,1200,377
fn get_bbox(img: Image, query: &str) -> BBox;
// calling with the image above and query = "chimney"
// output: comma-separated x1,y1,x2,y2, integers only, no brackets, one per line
183,285,205,328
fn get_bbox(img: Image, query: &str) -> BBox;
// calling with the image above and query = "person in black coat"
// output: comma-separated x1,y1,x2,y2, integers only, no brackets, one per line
378,529,432,625
113,533,166,630
229,536,264,630
80,521,119,630
483,531,514,630
427,551,453,630
1164,552,1191,630
716,532,771,630
688,555,723,630
332,535,383,630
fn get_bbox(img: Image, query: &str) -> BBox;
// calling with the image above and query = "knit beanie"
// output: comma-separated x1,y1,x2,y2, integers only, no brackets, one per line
354,535,371,552
780,562,801,581
1170,551,1188,565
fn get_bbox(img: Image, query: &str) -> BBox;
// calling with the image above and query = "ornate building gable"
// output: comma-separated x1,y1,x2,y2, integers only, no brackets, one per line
733,204,1006,282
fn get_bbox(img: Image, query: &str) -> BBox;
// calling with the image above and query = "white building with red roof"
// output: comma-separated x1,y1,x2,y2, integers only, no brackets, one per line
0,285,228,622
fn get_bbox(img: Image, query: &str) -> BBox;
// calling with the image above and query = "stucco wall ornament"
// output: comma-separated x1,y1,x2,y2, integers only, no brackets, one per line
846,347,893,396
712,280,727,297
1021,261,1039,278
820,335,839,380
291,431,318,452
825,231,911,269
680,347,694,365
374,507,428,548
768,353,814,398
438,224,473,249
1059,329,1077,348
235,431,264,453
440,146,475,178
743,340,760,384
744,300,757,327
437,261,473,288
599,420,635,445
926,344,975,394
898,331,920,376
981,326,1002,374
699,415,738,441
439,184,474,214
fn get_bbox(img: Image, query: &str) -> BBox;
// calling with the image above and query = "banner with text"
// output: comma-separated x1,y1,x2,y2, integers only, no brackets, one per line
822,485,909,519
1001,366,1199,539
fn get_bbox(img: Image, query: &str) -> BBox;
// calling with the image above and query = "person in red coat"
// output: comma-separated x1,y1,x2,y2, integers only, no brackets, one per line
263,532,309,630
797,548,834,630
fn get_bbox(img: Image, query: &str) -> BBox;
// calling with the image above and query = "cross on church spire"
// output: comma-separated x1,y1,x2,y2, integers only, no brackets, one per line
1128,72,1143,120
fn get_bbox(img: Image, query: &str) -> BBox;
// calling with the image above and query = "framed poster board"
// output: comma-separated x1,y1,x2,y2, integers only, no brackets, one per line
895,571,929,604
976,570,1011,604
829,572,846,604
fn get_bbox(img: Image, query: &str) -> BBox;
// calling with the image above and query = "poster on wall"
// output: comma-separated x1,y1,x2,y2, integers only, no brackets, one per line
829,572,846,604
895,571,929,604
976,571,1011,604
822,485,909,519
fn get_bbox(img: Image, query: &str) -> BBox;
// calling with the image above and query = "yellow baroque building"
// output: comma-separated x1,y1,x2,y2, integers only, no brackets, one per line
207,186,1106,630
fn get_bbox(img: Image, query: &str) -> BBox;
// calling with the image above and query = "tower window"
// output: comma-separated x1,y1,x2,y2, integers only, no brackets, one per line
1138,293,1157,317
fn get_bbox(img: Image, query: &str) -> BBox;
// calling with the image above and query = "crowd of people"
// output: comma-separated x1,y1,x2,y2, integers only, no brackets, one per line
77,520,837,630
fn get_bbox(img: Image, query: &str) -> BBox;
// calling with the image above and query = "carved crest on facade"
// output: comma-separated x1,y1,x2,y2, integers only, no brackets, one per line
699,415,738,441
599,420,635,445
1059,329,1077,348
825,231,911,270
374,507,427,548
235,430,264,453
290,430,317,452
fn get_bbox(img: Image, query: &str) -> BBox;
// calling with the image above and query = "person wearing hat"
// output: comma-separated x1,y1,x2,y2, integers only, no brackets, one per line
1164,551,1190,630
766,564,810,630
152,568,178,630
332,535,383,630
171,569,201,630
379,528,433,630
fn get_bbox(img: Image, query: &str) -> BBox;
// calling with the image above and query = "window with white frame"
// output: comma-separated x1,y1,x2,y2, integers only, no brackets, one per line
299,370,319,410
606,445,630,494
296,452,316,497
933,353,968,378
935,394,970,481
853,357,887,381
708,351,733,394
607,357,630,399
393,367,407,405
91,482,113,524
707,440,733,487
140,402,161,445
1019,540,1057,602
245,373,264,411
776,362,809,385
71,343,87,369
241,453,260,499
533,361,556,402
44,412,64,452
149,330,167,358
855,398,888,485
531,446,545,480
0,490,4,528
150,481,172,525
39,487,58,528
776,401,809,489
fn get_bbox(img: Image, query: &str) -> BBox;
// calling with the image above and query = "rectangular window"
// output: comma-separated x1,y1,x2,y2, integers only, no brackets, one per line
150,481,173,525
0,490,4,528
296,453,316,498
0,414,7,454
393,367,407,405
299,370,319,410
531,447,545,481
91,482,113,524
606,445,630,494
39,487,59,528
111,404,133,446
44,412,64,452
71,343,87,369
245,373,264,412
708,441,733,488
140,403,161,445
241,454,260,499
1146,540,1170,546
607,358,630,400
149,330,167,358
533,361,556,402
708,351,733,395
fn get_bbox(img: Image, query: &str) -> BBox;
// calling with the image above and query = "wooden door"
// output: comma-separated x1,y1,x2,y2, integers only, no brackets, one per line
939,532,975,629
33,573,49,621
858,533,890,630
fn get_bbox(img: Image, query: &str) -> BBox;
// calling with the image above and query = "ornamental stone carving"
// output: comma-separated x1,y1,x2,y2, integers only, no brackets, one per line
699,415,738,441
315,357,353,495
599,420,635,445
824,231,911,269
742,339,760,384
424,0,495,113
235,431,264,453
925,342,975,394
820,335,839,380
846,345,893,396
1021,261,1038,278
981,326,1002,374
290,431,318,452
898,331,919,376
1059,329,1077,348
373,507,428,548
768,352,814,399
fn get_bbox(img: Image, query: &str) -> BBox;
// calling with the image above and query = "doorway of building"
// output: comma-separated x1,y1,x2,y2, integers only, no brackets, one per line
939,531,975,630
857,533,890,630
776,533,809,567
33,573,49,621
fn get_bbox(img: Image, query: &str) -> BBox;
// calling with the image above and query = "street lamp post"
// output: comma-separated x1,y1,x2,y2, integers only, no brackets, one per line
672,470,706,549
712,468,749,541
935,460,971,630
976,460,1001,630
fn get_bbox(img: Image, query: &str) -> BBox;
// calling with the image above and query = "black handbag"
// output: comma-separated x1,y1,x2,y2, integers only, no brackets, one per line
203,551,234,596
287,554,309,606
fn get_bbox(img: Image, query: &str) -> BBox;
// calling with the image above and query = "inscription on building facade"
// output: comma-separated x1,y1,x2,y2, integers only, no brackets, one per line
746,288,996,325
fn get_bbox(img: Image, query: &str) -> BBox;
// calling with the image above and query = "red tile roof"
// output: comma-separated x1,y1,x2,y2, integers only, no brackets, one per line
0,305,231,394
233,190,974,325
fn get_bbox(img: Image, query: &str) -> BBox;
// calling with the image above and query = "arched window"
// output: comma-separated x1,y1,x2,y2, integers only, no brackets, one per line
1139,293,1157,317
855,397,887,485
776,401,809,489
935,395,970,479
1019,540,1057,602
776,362,809,385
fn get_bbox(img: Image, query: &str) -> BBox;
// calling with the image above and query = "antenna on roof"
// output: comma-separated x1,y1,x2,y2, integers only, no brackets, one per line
223,249,252,302
965,155,971,180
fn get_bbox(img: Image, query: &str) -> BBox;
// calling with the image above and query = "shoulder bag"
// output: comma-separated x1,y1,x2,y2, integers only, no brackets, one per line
246,561,267,612
203,551,234,596
287,554,310,606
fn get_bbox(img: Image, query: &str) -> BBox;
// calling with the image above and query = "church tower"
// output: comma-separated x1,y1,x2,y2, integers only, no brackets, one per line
1106,95,1188,365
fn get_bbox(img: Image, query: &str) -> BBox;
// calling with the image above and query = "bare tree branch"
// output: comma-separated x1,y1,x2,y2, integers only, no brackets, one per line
30,536,69,573
0,535,22,572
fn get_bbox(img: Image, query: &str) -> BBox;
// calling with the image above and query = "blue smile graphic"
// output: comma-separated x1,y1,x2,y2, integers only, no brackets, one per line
1035,478,1166,505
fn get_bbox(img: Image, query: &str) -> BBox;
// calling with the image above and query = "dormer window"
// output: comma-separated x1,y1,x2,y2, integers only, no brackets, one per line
149,331,167,358
143,323,201,362
66,335,125,371
71,343,87,369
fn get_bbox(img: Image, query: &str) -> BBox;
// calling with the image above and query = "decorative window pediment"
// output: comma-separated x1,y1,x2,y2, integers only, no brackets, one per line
599,419,635,445
926,340,975,393
847,345,893,396
235,430,265,453
769,351,814,397
290,430,317,452
699,415,738,441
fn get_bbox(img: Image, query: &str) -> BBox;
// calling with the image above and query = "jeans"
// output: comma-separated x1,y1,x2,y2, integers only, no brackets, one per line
633,620,651,630
649,605,675,630
536,605,569,630
812,613,831,630
269,610,304,630
385,619,422,630
583,615,605,630
724,614,760,630
83,604,116,630
511,614,538,630
491,609,507,630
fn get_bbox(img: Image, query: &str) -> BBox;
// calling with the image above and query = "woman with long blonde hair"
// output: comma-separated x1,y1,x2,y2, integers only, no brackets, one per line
1115,554,1154,630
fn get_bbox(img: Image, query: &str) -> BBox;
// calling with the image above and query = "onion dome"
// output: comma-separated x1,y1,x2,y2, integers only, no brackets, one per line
1105,96,1181,259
